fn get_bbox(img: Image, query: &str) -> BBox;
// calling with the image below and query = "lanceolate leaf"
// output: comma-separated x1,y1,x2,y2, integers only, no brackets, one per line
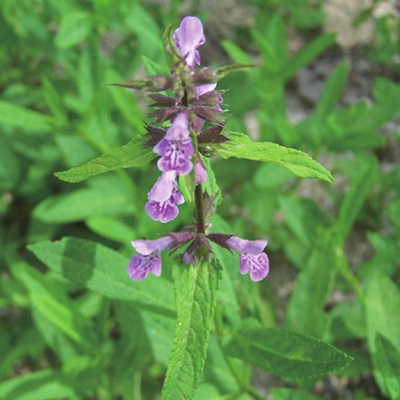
55,135,156,183
224,324,352,379
365,272,400,397
0,100,51,133
28,238,175,316
161,259,221,400
375,334,400,399
215,132,334,183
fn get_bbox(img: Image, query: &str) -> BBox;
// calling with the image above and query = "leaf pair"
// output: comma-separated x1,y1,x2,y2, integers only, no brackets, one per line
55,131,333,184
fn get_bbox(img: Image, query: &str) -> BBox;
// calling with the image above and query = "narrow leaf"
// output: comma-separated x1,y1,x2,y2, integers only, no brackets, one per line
55,135,156,183
0,370,76,400
315,61,349,119
55,11,93,48
285,236,337,337
224,325,352,379
335,156,379,244
0,100,51,133
216,132,334,182
28,238,175,316
375,334,400,399
161,259,221,400
366,272,400,397
283,33,336,81
14,262,94,347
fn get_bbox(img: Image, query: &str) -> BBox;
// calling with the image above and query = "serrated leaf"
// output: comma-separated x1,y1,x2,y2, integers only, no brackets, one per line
0,100,51,133
161,259,221,400
55,135,156,183
28,238,175,315
224,325,352,380
215,132,334,182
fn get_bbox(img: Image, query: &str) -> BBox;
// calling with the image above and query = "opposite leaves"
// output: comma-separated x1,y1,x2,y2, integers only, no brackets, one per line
224,323,352,379
215,132,334,183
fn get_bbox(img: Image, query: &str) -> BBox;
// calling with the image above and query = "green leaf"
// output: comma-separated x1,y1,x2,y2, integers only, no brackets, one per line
33,187,135,223
315,61,349,119
0,370,76,400
335,156,379,244
283,33,336,81
13,262,94,348
215,132,334,182
106,69,145,132
365,272,400,397
224,325,352,380
55,11,93,48
375,334,400,399
0,100,51,133
28,238,175,315
161,259,221,400
285,236,337,337
55,135,156,183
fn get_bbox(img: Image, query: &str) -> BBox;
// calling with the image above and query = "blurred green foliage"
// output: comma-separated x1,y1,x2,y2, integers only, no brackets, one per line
1,0,400,399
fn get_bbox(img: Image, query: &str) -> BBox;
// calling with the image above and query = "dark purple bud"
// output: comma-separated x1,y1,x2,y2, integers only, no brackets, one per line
207,233,234,251
148,94,177,108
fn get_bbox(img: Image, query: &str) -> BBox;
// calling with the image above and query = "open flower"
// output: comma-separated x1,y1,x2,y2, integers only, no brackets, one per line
226,236,269,281
128,236,175,280
145,171,184,223
154,112,194,176
128,233,195,280
173,16,205,69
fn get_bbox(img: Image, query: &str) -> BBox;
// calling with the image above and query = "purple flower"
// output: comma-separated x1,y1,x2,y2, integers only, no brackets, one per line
195,157,207,185
145,171,184,223
128,236,174,280
154,112,194,176
226,236,269,282
173,16,205,69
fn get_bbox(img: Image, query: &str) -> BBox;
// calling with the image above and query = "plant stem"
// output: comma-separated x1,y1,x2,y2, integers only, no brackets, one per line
195,184,206,234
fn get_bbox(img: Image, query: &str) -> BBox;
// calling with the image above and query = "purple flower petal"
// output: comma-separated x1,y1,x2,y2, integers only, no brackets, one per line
128,253,162,280
195,158,208,184
227,237,268,255
165,112,190,141
147,171,177,202
145,199,180,223
240,253,270,282
131,236,174,255
173,16,205,68
195,83,217,98
154,113,194,176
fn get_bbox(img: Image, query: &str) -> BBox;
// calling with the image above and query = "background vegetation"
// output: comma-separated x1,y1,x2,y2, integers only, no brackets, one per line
1,0,399,398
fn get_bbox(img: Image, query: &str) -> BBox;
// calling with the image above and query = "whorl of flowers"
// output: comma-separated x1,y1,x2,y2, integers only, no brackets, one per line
125,17,269,282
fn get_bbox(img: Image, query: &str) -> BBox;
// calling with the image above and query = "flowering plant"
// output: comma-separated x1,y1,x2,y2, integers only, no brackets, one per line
45,16,352,400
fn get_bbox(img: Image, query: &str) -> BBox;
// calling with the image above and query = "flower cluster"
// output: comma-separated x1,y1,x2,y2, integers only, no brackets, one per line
126,17,269,282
